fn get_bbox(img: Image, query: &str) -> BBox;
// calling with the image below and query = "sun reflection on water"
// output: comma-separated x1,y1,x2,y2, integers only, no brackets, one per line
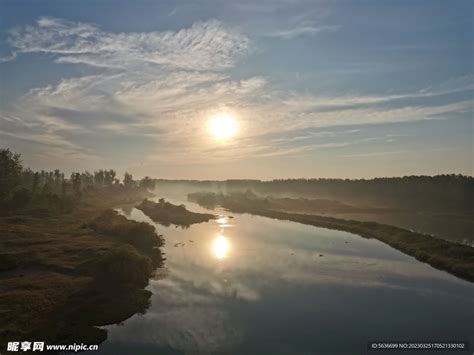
213,234,230,259
216,217,228,224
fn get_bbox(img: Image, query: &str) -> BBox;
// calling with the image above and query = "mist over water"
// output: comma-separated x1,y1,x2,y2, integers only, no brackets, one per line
96,191,474,355
153,181,474,245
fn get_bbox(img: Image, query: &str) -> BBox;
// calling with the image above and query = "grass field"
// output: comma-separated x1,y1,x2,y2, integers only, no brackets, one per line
0,187,164,348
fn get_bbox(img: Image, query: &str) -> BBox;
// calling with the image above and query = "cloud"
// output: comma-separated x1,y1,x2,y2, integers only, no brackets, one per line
7,17,250,70
262,4,338,39
0,52,17,63
282,76,474,110
268,24,340,39
1,17,256,166
10,68,470,166
1,16,472,169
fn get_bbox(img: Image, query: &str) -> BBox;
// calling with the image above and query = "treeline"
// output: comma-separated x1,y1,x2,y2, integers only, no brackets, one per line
187,190,381,214
156,175,474,212
0,148,155,212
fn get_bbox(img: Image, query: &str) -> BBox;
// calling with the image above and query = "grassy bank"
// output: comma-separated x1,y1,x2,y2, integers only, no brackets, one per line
0,186,164,350
188,192,474,282
136,198,216,227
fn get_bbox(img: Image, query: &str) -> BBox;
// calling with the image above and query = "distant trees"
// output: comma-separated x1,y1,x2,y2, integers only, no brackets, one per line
94,170,104,186
0,148,157,214
158,175,474,213
123,172,134,188
139,176,155,190
54,169,61,189
61,179,69,197
93,169,117,187
104,169,116,186
70,172,82,196
0,148,22,200
32,172,40,194
79,171,92,188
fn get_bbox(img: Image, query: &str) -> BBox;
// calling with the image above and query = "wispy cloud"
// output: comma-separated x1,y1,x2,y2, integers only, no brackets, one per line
7,17,250,70
1,17,257,165
282,77,474,110
0,52,17,63
1,16,472,169
268,23,340,39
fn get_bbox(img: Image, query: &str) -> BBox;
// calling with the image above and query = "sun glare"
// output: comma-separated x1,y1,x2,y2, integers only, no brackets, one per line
213,234,230,259
208,113,238,140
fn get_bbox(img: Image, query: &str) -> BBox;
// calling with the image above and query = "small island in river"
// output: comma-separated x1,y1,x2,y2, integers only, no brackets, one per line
136,198,217,227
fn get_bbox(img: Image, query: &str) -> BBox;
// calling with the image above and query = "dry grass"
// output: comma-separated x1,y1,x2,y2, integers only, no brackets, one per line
0,187,163,349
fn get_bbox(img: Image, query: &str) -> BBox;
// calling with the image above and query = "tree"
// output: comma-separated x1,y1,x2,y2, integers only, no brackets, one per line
139,176,155,190
102,169,116,186
123,172,134,188
70,172,82,195
32,172,40,194
21,168,34,190
0,148,22,200
61,180,69,197
81,171,93,188
54,169,61,189
94,170,105,186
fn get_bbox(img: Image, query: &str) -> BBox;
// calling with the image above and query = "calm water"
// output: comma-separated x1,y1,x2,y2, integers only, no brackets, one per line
96,196,473,355
324,211,473,246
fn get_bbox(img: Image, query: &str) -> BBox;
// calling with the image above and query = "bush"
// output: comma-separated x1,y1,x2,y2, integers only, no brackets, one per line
94,246,153,287
89,209,163,251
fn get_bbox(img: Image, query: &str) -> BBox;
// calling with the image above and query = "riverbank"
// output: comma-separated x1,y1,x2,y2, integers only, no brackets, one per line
0,186,164,350
188,192,474,282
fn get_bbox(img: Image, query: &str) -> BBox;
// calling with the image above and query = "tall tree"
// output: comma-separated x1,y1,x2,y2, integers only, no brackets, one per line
0,148,22,200
32,172,40,194
123,172,134,188
71,172,82,195
94,170,105,187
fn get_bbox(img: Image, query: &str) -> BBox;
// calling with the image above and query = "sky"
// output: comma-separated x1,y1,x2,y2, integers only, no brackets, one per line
0,0,472,179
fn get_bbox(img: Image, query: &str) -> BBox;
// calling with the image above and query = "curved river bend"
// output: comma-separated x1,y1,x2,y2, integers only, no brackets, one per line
95,196,473,355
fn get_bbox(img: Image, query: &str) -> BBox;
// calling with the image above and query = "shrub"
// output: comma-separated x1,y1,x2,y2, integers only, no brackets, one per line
94,246,153,287
89,209,164,251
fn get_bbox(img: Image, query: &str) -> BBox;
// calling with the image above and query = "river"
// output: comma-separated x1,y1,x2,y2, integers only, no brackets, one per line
95,195,473,355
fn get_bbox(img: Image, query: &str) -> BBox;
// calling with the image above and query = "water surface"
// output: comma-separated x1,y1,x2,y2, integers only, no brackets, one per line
97,196,473,355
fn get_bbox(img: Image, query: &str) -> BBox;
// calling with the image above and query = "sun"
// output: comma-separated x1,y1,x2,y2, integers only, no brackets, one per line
213,234,230,259
208,113,238,140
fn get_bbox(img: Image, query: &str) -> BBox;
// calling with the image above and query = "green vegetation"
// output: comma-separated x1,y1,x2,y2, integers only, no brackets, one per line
92,246,154,287
0,148,156,216
88,209,164,266
0,148,165,349
137,198,216,227
188,191,474,282
188,190,391,213
159,174,474,213
0,205,164,349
